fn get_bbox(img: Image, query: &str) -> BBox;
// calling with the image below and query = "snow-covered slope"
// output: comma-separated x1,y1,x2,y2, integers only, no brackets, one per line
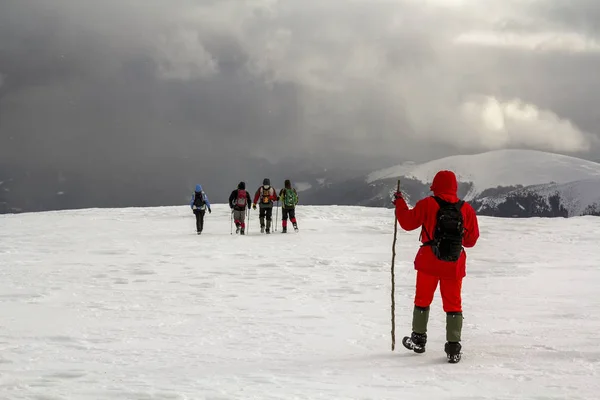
475,177,600,217
541,178,600,216
1,205,599,399
367,149,600,200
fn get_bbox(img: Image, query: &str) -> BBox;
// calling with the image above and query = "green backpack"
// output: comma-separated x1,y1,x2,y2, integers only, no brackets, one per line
282,188,298,207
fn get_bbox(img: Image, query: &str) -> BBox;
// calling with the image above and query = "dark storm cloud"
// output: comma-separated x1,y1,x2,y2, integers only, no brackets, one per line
0,2,274,165
1,0,600,182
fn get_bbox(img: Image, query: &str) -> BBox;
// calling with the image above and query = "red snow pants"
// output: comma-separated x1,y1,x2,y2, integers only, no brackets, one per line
414,271,463,313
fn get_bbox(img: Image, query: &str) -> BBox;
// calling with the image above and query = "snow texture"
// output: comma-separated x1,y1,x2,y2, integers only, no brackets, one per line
1,205,599,399
367,149,600,199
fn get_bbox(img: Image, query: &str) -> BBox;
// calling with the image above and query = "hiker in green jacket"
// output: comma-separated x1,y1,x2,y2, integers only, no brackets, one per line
278,179,299,233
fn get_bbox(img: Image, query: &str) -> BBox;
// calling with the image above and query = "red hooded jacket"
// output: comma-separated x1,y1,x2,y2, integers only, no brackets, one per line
394,170,479,279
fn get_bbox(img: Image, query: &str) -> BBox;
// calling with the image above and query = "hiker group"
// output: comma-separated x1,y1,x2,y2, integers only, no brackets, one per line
190,178,299,236
190,169,481,364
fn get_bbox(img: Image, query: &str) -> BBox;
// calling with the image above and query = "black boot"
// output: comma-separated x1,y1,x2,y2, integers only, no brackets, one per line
445,342,462,363
402,332,427,354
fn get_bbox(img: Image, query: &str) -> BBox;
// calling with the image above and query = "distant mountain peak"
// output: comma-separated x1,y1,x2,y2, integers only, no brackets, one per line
367,149,600,200
298,149,600,217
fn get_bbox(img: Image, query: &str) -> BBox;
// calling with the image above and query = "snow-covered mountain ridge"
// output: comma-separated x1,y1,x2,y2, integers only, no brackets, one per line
473,177,600,217
367,149,600,200
300,149,600,217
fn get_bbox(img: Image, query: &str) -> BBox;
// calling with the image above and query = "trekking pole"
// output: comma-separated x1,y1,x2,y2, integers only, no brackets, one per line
391,179,400,351
230,209,233,235
275,200,279,231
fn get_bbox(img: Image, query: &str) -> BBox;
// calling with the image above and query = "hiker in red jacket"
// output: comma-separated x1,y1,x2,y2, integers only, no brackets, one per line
393,170,479,363
228,181,252,235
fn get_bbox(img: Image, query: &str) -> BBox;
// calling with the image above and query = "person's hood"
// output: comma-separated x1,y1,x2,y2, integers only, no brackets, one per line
195,184,202,192
430,170,459,202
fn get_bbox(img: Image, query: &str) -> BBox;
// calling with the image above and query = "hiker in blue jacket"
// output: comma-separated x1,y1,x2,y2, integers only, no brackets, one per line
190,184,211,234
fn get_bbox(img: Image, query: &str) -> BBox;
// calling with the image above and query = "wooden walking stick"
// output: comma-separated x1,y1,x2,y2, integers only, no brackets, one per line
391,179,400,351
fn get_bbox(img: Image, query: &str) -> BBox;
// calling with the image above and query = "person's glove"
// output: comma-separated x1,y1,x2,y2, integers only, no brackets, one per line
252,203,257,210
208,207,212,214
392,191,404,205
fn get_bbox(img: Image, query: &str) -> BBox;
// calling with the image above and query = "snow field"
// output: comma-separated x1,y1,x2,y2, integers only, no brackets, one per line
0,205,599,399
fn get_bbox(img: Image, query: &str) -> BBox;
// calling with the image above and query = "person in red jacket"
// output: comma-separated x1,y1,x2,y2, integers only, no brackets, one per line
393,170,479,363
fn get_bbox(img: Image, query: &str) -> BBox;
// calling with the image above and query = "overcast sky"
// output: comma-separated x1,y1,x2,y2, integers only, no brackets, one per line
1,0,600,180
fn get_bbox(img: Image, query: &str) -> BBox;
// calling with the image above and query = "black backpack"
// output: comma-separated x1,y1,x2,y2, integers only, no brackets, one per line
422,196,465,262
193,192,205,208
